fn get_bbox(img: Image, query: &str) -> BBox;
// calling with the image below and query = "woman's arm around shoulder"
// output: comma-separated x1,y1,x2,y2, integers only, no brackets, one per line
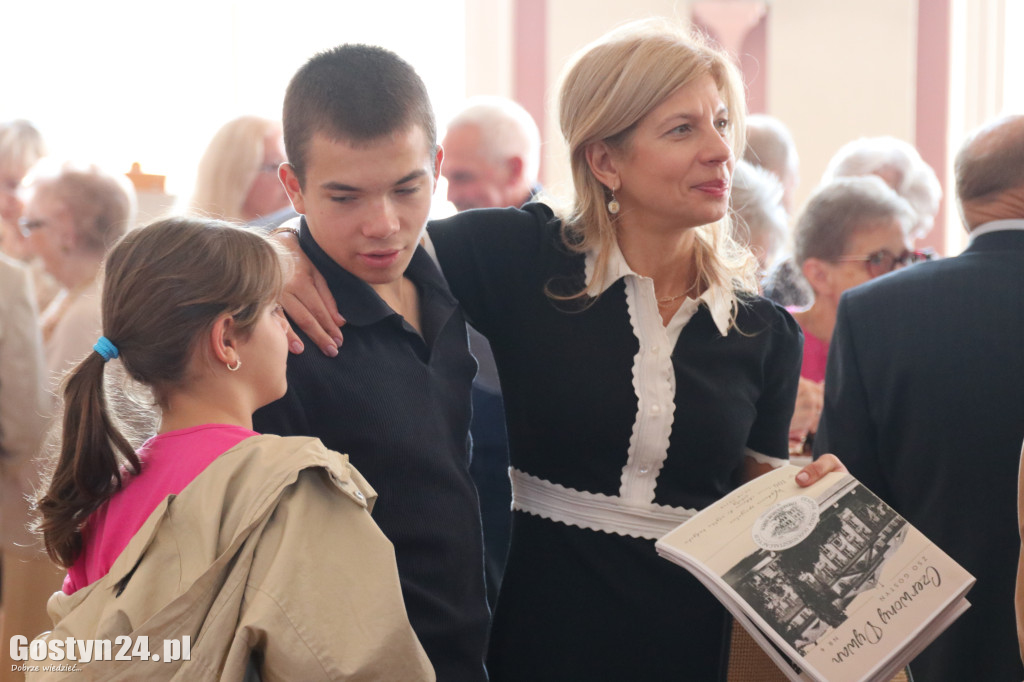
426,202,557,336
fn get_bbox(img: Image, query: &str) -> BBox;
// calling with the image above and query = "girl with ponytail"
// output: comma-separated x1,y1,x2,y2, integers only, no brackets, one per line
31,218,432,681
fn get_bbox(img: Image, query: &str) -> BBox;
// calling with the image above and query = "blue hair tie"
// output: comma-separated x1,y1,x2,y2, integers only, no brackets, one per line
93,336,119,362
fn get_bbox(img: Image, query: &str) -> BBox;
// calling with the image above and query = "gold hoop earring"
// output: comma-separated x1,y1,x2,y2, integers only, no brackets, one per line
227,358,242,372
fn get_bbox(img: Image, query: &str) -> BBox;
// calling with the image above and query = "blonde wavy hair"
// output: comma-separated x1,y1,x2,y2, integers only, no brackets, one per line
556,19,759,326
188,116,280,223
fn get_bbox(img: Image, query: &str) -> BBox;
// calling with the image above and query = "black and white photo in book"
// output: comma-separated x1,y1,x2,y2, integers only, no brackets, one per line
656,467,974,682
724,479,909,656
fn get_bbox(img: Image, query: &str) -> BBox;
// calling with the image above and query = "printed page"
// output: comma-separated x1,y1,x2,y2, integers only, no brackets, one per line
657,466,974,682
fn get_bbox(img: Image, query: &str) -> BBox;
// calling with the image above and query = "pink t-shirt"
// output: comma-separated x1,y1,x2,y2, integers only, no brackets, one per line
63,424,257,594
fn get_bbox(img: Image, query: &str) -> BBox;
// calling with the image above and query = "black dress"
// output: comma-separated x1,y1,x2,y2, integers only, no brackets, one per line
429,203,802,681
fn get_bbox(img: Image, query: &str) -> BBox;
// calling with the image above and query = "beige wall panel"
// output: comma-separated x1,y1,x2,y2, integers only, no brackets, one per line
769,0,918,214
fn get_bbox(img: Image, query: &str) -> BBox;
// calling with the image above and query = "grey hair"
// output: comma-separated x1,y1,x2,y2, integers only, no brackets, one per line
820,136,941,240
743,114,798,179
730,160,788,270
27,162,137,254
446,96,541,184
794,175,915,265
0,119,46,174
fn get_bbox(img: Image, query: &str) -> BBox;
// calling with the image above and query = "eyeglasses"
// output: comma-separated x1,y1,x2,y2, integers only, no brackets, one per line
17,217,47,239
835,249,931,278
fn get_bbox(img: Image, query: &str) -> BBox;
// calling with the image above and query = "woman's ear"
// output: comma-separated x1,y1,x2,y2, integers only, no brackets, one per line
801,258,833,298
585,141,620,193
207,314,239,368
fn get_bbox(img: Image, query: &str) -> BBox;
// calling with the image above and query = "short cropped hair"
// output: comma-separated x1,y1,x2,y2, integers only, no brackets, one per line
446,96,541,184
283,44,437,186
794,175,915,265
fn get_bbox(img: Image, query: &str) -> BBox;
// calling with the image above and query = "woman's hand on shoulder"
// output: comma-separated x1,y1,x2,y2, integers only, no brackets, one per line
795,453,847,487
272,229,345,357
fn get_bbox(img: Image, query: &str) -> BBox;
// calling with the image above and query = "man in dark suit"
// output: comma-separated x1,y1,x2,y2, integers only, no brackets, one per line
815,114,1024,681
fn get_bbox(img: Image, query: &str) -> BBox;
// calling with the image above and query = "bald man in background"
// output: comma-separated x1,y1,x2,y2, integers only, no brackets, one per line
817,114,1024,681
441,96,541,212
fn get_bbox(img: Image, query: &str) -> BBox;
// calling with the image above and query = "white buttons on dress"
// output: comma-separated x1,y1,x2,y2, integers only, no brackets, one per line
651,345,660,354
650,404,662,415
639,466,649,475
355,490,365,500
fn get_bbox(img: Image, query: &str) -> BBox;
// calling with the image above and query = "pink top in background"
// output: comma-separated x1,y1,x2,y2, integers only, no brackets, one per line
64,424,257,594
799,328,829,383
786,306,829,383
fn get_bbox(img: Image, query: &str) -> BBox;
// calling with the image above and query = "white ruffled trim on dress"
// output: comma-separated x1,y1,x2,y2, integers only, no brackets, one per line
509,244,748,539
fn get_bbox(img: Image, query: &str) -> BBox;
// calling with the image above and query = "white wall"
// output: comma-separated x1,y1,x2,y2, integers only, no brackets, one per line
769,0,918,213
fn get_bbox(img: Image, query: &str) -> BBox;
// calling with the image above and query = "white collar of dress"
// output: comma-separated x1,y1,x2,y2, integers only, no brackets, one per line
584,241,732,337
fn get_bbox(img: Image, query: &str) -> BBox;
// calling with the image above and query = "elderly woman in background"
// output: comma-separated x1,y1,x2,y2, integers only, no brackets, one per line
730,159,789,278
821,136,942,243
187,116,293,226
0,121,46,261
20,165,135,380
0,120,59,311
786,176,919,460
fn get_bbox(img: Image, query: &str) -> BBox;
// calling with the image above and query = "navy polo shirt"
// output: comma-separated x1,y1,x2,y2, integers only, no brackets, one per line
253,218,489,682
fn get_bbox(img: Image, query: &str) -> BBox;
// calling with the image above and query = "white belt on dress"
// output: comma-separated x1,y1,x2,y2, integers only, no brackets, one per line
510,467,697,541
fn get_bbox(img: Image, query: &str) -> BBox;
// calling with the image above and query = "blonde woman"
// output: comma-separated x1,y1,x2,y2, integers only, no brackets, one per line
280,20,845,680
188,116,292,224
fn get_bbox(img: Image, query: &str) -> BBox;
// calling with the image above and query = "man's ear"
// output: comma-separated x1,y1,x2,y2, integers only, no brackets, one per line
585,141,620,192
505,156,524,185
280,163,306,215
432,146,444,189
207,314,239,368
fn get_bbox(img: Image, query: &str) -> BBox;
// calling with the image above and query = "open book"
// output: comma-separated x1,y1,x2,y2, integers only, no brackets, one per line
655,466,974,682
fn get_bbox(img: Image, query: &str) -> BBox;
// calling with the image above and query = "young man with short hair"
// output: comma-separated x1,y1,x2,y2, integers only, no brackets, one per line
253,45,489,682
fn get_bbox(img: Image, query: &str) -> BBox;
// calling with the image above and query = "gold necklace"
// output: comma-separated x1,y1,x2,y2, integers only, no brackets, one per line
656,292,689,306
656,279,699,306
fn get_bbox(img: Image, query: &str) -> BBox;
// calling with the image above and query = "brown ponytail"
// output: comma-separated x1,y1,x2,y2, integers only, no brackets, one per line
36,352,139,566
36,217,287,567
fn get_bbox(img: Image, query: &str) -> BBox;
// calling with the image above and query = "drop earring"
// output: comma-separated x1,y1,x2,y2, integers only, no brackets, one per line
607,189,620,215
